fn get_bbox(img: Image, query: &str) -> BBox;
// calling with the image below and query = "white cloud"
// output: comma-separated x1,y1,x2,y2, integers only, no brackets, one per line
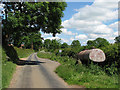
44,36,70,43
75,34,88,40
109,21,118,30
114,31,118,36
70,37,75,41
61,28,77,35
61,38,69,43
62,0,118,33
61,0,118,45
45,36,60,40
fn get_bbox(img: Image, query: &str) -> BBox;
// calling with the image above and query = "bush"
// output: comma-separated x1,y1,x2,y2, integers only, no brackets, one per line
37,51,118,88
100,43,119,68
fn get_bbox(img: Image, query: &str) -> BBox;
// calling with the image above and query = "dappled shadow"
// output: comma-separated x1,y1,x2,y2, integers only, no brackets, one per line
17,60,46,66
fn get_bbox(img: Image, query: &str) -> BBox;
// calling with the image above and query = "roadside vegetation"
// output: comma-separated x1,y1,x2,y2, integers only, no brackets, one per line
1,2,67,89
14,47,34,58
2,47,34,88
37,36,120,88
37,51,118,88
1,1,119,89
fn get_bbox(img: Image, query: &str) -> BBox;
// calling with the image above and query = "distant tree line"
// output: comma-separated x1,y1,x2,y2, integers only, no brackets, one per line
42,36,120,72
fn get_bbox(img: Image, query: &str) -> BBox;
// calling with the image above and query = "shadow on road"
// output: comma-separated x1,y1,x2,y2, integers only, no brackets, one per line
17,60,46,66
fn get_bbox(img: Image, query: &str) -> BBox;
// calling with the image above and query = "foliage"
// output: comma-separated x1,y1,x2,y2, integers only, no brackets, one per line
37,51,118,88
2,2,67,47
2,47,16,88
2,62,16,88
114,35,120,43
14,47,34,58
44,39,61,52
100,43,119,71
50,39,61,51
2,47,34,88
61,42,68,48
94,38,110,47
71,40,81,49
18,32,43,51
87,37,110,48
44,39,52,49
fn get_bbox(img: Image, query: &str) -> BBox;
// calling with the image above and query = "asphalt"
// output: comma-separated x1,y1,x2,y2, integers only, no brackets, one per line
10,53,69,88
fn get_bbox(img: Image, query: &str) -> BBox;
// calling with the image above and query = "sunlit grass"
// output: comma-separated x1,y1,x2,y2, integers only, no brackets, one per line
37,51,118,88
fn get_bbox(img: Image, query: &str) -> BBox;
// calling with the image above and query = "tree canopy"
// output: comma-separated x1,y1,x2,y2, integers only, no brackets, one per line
2,2,67,46
87,37,110,48
71,40,81,48
61,42,68,48
114,35,120,43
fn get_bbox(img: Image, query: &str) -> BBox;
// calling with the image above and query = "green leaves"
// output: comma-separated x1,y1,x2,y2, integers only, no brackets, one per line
87,37,110,48
114,35,120,43
71,40,81,49
2,2,67,47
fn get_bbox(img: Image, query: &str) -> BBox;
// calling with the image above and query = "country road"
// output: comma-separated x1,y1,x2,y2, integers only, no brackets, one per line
9,53,69,88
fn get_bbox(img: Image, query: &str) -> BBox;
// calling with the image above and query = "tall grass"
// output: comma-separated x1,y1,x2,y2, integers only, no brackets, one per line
37,52,118,88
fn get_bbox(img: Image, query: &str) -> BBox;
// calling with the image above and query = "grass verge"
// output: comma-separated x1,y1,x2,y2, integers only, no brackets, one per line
14,47,34,58
37,51,118,88
2,47,34,88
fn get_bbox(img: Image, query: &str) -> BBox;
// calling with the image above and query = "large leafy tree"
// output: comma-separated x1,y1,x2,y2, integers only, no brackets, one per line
44,39,52,49
2,2,67,46
94,38,110,48
50,39,61,51
44,39,61,51
20,32,43,50
87,40,95,46
87,38,110,48
61,42,68,48
71,40,81,48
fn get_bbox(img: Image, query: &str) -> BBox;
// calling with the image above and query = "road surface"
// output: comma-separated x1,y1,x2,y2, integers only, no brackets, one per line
9,53,69,88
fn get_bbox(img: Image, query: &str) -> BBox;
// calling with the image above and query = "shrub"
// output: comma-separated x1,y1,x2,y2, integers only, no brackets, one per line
100,43,119,67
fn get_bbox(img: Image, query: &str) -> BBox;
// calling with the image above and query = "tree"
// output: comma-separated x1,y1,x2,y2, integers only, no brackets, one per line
114,35,120,43
61,42,68,48
44,39,52,49
18,32,43,51
87,38,110,48
87,40,95,46
2,2,67,46
71,40,81,48
50,39,61,51
94,37,110,48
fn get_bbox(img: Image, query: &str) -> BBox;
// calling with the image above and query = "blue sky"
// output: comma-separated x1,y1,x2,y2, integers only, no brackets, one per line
42,1,118,45
0,1,118,45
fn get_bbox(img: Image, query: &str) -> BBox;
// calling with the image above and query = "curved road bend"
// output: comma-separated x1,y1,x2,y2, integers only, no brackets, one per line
10,53,69,88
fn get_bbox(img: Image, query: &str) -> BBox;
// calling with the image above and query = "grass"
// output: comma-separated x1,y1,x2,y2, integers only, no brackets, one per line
2,47,34,88
14,47,34,58
2,61,16,88
37,51,119,88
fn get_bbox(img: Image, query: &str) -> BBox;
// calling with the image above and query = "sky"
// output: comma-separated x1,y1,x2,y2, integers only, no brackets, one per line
41,0,119,45
0,0,119,45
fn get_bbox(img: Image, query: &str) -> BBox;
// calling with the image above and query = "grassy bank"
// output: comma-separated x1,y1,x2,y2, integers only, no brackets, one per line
14,47,34,58
2,47,34,88
37,52,118,88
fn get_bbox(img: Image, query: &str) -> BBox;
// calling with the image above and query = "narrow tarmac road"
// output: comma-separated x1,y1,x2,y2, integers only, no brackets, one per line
9,53,69,88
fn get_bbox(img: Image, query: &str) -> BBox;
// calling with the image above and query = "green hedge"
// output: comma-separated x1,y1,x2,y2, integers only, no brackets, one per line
37,51,118,88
